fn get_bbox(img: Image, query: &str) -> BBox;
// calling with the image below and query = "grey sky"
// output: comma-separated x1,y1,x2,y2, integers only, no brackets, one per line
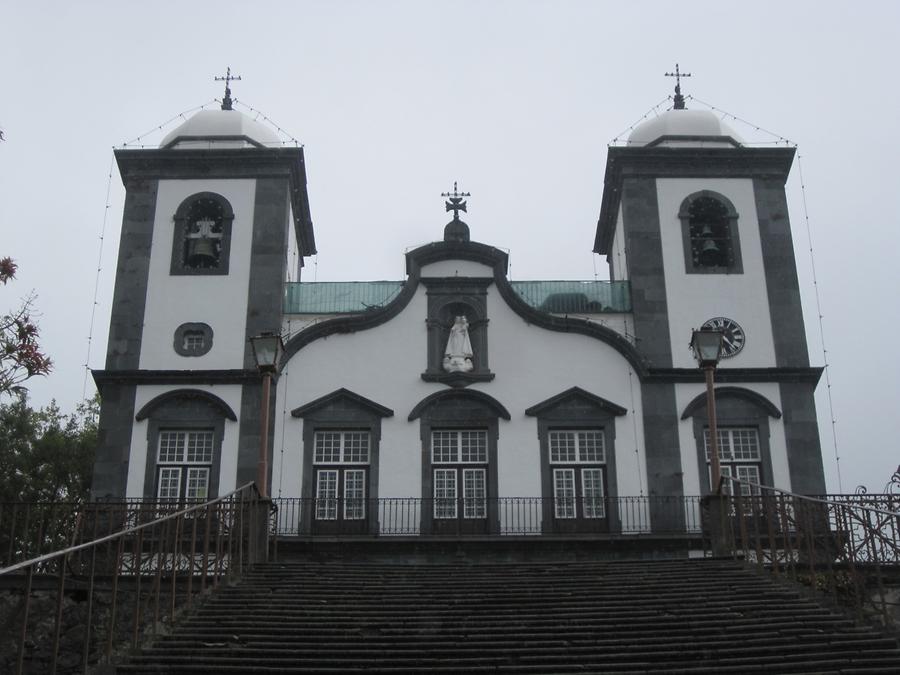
2,1,898,494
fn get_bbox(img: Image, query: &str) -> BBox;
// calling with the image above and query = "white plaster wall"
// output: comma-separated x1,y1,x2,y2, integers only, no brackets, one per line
675,382,790,495
656,178,776,370
139,179,257,370
124,383,244,499
420,259,495,277
270,283,647,501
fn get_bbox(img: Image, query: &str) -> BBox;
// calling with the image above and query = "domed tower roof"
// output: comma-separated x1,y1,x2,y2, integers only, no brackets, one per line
160,108,281,149
627,109,743,148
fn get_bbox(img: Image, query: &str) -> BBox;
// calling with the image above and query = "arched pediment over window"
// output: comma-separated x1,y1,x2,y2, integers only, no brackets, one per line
408,389,510,422
135,389,237,421
680,386,782,420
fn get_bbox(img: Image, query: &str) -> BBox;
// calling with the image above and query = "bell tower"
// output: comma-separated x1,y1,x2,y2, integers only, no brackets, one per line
91,88,315,499
595,94,825,497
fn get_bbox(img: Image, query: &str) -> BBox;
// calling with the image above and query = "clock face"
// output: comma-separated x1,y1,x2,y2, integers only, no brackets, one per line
701,317,745,358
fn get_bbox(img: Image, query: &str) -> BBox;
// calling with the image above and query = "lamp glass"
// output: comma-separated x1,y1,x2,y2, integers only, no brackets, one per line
691,329,724,367
250,333,284,371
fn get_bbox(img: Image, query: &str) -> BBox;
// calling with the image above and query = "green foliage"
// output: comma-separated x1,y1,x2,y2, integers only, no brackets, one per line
0,394,98,504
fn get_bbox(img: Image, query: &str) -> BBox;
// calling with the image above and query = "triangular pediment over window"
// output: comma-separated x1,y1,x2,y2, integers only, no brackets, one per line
291,388,394,419
525,387,627,418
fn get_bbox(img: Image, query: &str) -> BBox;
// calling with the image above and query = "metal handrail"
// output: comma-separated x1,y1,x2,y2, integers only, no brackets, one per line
0,483,260,576
1,482,269,675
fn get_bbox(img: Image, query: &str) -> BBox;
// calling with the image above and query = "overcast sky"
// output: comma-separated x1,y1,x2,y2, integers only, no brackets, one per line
2,1,898,494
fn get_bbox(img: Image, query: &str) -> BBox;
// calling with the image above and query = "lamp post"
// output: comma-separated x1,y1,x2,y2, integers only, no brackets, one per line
249,332,284,499
691,329,725,494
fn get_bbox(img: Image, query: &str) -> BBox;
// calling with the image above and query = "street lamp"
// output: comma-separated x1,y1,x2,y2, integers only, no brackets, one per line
249,332,284,498
691,329,725,494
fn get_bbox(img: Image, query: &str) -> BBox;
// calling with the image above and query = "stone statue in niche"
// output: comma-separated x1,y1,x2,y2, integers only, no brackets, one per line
443,315,474,373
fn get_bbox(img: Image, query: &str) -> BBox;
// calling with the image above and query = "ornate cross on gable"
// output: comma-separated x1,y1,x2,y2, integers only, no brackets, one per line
441,181,471,220
215,67,242,111
665,63,691,110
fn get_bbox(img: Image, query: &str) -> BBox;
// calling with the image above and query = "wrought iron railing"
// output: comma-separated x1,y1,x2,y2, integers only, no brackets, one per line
0,484,268,675
708,477,900,626
271,495,704,536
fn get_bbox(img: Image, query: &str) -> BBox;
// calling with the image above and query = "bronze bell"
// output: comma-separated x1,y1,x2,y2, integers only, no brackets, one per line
187,237,218,267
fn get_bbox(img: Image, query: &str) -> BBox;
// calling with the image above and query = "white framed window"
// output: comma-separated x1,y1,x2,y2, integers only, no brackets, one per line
434,468,457,519
313,431,370,522
432,430,489,520
156,429,214,500
553,469,576,519
549,430,606,520
704,427,762,495
315,470,338,520
432,430,487,463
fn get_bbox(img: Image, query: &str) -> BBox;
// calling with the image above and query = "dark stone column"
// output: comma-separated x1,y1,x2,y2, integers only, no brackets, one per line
641,383,684,529
780,382,826,494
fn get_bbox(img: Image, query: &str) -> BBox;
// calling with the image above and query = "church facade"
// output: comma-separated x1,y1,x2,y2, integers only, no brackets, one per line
91,97,825,535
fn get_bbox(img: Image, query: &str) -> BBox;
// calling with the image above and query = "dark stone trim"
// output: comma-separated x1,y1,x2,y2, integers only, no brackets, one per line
779,382,826,494
645,367,823,385
689,398,774,496
93,369,259,386
114,147,315,258
421,372,496,387
105,178,158,371
644,134,742,148
409,389,511,422
406,240,509,276
161,134,269,150
291,388,394,419
618,177,672,366
135,389,238,422
173,322,213,357
91,383,138,499
754,176,810,367
678,190,743,275
525,387,627,418
420,277,494,289
595,146,796,255
641,383,683,499
680,386,782,421
169,192,234,276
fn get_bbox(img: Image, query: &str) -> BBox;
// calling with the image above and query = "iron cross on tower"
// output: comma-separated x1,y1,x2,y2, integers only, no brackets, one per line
215,67,242,111
442,182,471,220
665,63,691,110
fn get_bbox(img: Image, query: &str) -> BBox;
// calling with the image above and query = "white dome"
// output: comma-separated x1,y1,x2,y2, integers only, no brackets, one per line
627,109,742,148
160,108,281,149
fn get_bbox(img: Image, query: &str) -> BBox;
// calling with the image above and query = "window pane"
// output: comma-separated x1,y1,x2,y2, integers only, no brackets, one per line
735,465,761,495
703,429,731,461
434,468,457,518
343,432,370,463
463,468,486,519
432,431,458,464
344,469,366,520
314,432,341,464
186,431,214,463
315,470,338,520
731,429,760,461
550,432,577,463
460,431,487,463
553,469,575,519
158,432,185,463
158,467,182,500
578,431,605,463
185,467,209,500
582,468,605,519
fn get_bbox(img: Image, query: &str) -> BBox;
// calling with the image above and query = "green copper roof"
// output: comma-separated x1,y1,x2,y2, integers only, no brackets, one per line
284,280,631,314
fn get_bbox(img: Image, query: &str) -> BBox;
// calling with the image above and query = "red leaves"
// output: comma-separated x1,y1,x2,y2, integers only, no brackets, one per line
1,257,52,395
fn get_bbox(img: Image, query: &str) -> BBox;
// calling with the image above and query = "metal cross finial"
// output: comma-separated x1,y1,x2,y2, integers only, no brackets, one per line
441,181,471,220
665,63,692,110
215,67,242,110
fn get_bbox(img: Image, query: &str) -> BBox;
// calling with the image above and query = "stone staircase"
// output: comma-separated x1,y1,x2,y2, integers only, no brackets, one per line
117,557,900,674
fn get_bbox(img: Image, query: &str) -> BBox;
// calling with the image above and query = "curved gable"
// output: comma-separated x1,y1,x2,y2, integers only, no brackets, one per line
409,389,511,422
680,386,782,420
